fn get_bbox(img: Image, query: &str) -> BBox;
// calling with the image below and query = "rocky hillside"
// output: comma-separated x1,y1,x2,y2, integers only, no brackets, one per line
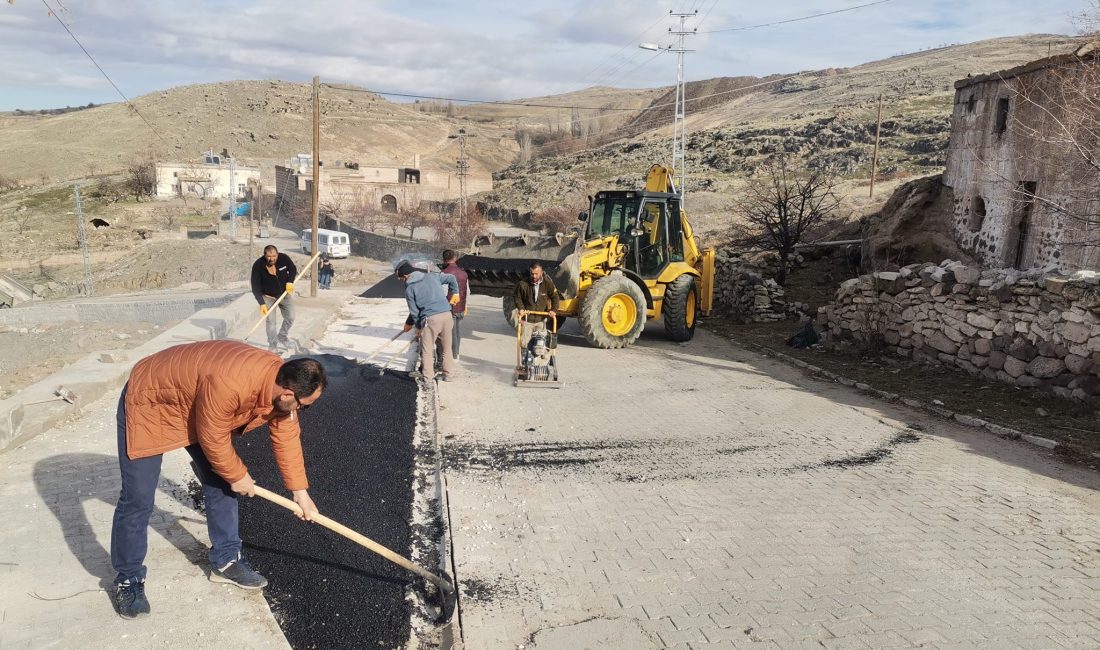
482,34,1084,239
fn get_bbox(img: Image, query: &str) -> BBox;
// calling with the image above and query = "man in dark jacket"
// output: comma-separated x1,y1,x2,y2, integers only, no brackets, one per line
513,262,560,346
250,245,297,352
398,262,460,382
440,250,469,360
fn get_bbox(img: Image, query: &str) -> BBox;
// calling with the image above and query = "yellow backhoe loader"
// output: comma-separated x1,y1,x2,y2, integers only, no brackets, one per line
460,164,715,349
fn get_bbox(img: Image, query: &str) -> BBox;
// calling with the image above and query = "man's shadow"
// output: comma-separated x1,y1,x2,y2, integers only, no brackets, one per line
33,453,210,606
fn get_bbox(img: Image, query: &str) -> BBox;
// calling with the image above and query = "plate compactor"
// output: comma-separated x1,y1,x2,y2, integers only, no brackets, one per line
514,311,562,388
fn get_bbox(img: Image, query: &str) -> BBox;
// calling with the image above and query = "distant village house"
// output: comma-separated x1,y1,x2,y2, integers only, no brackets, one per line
155,149,261,201
273,153,492,217
943,40,1100,272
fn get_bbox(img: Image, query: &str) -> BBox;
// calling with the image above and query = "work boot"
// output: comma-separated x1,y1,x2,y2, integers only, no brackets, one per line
210,555,268,590
114,579,151,619
439,373,452,382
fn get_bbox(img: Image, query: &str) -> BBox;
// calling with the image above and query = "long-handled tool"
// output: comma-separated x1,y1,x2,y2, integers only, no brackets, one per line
254,485,456,621
23,386,78,406
362,331,406,366
383,335,417,376
245,252,321,343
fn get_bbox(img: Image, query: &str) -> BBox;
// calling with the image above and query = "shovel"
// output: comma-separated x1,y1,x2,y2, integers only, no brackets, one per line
24,386,78,406
253,485,456,621
245,253,321,343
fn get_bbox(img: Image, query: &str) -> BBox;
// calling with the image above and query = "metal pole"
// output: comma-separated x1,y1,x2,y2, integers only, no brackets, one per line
73,184,94,296
249,180,256,249
669,10,696,205
311,75,320,298
228,155,237,239
869,93,883,198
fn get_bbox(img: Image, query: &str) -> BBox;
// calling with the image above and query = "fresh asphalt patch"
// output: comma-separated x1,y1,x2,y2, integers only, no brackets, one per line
360,275,406,299
235,354,419,650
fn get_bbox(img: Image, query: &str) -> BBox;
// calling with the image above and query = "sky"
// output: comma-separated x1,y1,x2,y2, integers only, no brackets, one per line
0,0,1090,111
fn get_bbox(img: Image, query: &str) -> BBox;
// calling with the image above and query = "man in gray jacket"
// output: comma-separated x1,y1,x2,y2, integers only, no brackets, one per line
398,262,460,382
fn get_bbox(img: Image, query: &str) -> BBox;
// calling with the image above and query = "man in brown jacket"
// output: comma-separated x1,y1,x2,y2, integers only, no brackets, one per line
513,262,560,346
110,340,327,619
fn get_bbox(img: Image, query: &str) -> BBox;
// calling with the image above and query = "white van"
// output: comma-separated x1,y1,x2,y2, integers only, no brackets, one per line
300,228,351,259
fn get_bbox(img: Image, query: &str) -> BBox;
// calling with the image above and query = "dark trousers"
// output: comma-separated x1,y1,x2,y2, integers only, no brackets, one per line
451,312,464,358
110,385,242,583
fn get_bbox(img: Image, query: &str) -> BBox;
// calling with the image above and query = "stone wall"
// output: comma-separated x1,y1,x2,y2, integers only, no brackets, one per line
714,250,812,322
321,216,440,264
819,259,1100,401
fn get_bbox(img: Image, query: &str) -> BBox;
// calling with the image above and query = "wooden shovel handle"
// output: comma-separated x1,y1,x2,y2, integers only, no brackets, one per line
253,485,453,594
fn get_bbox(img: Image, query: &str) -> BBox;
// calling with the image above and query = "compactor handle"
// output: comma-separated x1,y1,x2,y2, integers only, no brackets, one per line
518,310,558,333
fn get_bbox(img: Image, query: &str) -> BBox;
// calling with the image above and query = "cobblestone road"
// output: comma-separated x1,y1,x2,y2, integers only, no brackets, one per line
439,296,1100,650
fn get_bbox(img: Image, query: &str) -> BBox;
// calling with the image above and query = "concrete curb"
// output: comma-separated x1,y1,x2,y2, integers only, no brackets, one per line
736,340,1071,456
0,289,355,455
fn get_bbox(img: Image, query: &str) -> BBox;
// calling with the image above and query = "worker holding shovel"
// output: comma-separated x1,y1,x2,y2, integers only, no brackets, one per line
251,245,297,352
109,340,327,619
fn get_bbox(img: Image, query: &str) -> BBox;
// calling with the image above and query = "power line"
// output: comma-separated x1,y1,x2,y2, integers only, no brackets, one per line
580,12,669,86
37,0,174,151
700,0,896,34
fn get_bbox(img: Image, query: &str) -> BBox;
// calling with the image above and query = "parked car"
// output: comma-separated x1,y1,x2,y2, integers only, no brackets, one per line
300,228,351,259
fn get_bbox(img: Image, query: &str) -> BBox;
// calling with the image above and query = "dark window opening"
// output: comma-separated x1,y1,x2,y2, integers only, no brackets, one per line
399,168,421,184
1011,181,1037,269
965,94,976,114
381,194,397,213
969,196,986,231
994,97,1010,135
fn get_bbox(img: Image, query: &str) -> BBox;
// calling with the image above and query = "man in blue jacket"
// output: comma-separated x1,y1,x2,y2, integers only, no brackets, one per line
398,262,460,382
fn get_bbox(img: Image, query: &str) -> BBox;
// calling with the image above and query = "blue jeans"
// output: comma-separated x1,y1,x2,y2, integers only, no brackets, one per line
110,384,242,583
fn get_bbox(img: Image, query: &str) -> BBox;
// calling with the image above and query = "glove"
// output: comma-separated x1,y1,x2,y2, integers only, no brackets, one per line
449,294,460,306
285,282,295,295
260,304,269,316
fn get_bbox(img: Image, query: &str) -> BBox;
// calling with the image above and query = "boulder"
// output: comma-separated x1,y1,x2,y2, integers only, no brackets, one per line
926,331,958,355
966,312,998,330
1003,355,1029,378
1026,356,1065,379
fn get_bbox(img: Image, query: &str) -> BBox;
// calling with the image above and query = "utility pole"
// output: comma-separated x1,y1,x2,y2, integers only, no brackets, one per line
869,93,884,198
228,154,238,239
73,184,94,296
311,75,320,298
644,10,696,204
249,180,257,250
449,128,475,219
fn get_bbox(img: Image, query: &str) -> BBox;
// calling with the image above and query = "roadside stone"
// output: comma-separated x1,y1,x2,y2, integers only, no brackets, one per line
1062,321,1091,344
1065,354,1091,374
1027,356,1065,378
1003,355,1029,378
1007,339,1038,362
1016,375,1042,388
974,338,992,355
926,332,958,354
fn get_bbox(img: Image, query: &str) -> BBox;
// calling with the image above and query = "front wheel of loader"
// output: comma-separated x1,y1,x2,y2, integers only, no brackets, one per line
662,274,698,342
579,274,646,349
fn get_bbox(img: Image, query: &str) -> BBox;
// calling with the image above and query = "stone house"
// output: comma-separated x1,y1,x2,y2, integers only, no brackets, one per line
943,40,1100,272
273,153,492,217
155,150,260,200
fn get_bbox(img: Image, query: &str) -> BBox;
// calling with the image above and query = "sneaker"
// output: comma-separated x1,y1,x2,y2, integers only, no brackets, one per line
114,580,151,619
210,556,268,590
439,373,452,382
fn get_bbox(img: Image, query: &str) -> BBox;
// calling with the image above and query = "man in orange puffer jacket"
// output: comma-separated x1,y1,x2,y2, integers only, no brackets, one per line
110,340,327,619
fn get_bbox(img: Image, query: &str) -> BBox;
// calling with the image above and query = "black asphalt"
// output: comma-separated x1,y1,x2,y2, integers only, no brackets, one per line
236,354,418,650
360,274,407,299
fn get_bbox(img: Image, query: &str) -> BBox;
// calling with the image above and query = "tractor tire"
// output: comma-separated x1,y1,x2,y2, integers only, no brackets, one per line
579,274,647,349
662,274,698,342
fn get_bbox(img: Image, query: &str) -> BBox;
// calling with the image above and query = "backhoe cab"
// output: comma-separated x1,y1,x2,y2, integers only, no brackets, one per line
460,164,715,349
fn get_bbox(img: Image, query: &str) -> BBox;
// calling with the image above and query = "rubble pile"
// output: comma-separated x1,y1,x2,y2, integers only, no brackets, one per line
714,250,812,322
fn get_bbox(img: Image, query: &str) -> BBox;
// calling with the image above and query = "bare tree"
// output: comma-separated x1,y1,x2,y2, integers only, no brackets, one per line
13,207,33,234
515,130,533,166
124,157,157,201
432,203,488,248
1004,38,1100,246
530,192,589,235
730,156,842,285
153,206,184,231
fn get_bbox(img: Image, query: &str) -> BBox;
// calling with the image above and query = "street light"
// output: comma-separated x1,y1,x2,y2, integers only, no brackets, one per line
639,42,661,52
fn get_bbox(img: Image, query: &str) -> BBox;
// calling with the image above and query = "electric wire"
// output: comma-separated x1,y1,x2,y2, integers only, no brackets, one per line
700,0,896,34
37,0,174,151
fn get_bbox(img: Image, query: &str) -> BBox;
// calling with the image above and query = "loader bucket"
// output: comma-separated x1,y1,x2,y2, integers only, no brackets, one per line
458,233,580,298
